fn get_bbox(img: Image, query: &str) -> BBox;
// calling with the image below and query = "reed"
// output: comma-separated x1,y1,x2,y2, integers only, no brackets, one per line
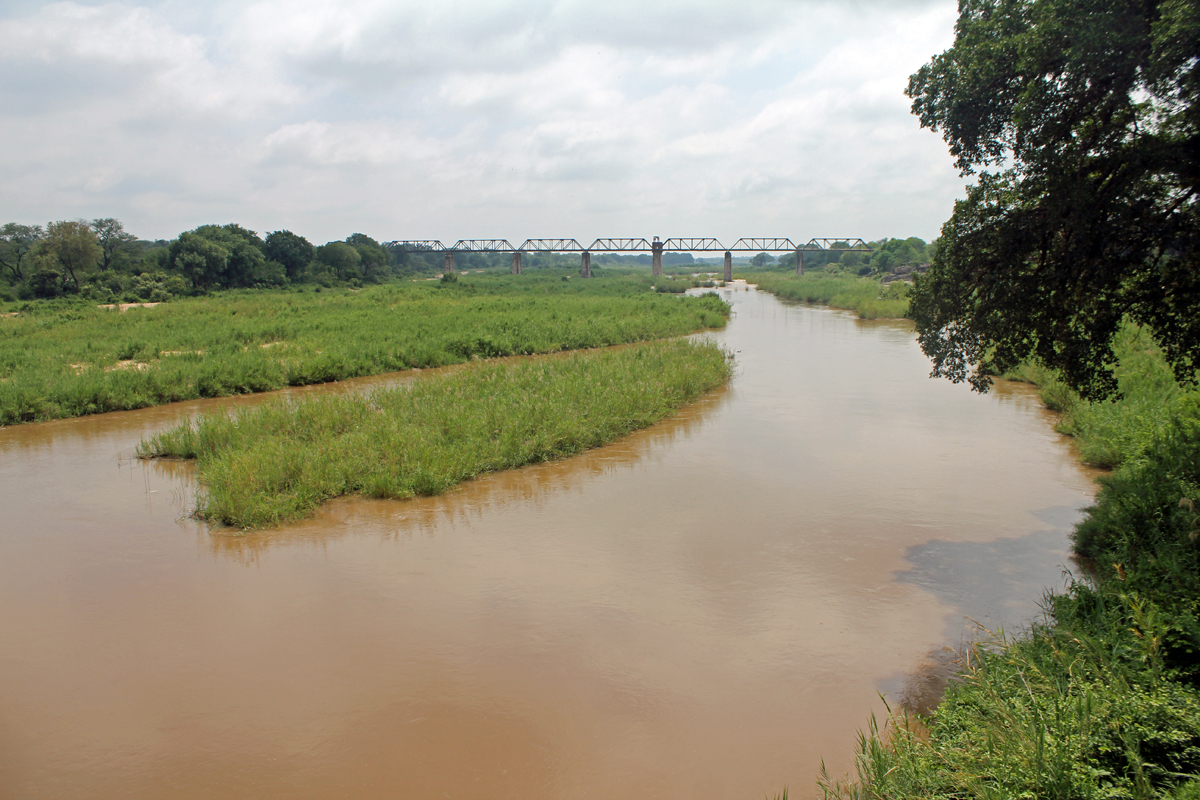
139,338,733,528
0,277,729,426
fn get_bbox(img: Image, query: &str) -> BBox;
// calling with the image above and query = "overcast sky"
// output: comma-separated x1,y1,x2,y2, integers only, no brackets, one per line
0,0,964,246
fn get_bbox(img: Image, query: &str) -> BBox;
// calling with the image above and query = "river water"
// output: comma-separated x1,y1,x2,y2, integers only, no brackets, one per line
0,285,1098,799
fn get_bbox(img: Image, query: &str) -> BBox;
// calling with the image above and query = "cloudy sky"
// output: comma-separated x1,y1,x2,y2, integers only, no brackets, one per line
0,0,964,246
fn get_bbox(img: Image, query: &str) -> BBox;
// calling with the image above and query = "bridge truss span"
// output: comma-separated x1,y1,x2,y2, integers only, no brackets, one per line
730,238,797,253
451,239,518,252
803,238,871,251
663,238,725,252
386,240,446,252
519,238,586,252
588,238,652,252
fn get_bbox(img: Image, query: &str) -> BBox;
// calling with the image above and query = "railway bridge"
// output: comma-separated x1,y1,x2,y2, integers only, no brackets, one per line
386,237,872,281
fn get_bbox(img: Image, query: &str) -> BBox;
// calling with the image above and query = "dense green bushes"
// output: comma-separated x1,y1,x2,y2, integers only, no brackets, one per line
1075,394,1200,601
0,277,730,426
139,339,733,528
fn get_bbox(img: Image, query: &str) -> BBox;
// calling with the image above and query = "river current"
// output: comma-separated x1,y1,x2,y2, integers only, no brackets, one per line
0,284,1098,799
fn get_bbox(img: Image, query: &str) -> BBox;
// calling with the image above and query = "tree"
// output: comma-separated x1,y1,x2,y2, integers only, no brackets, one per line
169,224,270,290
345,233,389,282
0,223,42,282
91,218,137,272
169,232,229,291
749,252,775,268
35,220,101,291
906,0,1199,400
264,230,315,282
316,241,361,281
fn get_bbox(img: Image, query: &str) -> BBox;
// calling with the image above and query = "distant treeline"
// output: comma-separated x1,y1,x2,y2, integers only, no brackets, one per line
0,219,523,304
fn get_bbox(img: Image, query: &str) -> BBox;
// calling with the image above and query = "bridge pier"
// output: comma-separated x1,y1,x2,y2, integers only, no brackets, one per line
795,249,804,276
511,251,522,274
444,251,455,275
651,237,664,278
580,251,592,278
723,251,732,282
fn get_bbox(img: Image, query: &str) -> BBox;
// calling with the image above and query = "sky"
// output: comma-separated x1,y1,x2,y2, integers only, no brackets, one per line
0,0,965,246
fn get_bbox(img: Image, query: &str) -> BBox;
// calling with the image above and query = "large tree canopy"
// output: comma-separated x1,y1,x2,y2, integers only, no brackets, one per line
906,0,1199,399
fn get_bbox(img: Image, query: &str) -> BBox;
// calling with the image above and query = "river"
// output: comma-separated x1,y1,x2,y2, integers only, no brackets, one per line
0,284,1098,799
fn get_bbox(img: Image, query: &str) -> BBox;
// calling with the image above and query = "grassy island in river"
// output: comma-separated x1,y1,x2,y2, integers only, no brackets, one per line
139,338,733,529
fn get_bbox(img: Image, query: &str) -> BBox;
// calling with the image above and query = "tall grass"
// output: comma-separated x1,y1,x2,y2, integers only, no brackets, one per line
1004,323,1188,468
746,273,910,319
139,339,733,528
0,276,730,426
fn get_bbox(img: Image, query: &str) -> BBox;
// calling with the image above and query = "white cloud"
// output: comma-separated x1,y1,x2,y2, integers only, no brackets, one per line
0,0,963,244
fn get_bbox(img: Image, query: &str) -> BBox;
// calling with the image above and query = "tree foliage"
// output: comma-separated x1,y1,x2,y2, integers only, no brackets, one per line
906,0,1199,399
0,223,42,282
316,241,361,281
168,224,283,290
264,230,314,282
91,218,137,272
35,220,101,292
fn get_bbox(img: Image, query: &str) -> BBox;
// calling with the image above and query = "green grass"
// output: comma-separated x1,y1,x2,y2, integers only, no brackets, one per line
1003,323,1187,468
138,338,733,528
745,273,910,319
0,272,730,426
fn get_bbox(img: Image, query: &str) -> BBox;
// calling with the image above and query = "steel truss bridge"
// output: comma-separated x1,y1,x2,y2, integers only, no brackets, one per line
385,237,872,279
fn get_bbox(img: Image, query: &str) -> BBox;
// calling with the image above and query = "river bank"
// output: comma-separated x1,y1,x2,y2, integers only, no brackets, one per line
823,326,1200,799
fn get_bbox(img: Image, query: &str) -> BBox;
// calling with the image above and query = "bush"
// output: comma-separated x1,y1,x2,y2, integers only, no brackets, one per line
1074,394,1200,596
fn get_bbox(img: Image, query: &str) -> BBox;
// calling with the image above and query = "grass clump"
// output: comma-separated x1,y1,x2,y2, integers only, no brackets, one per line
0,276,729,426
139,339,733,528
746,273,910,319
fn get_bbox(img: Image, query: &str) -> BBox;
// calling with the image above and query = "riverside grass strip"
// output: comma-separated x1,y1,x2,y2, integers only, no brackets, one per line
747,273,910,319
139,338,733,529
0,274,730,426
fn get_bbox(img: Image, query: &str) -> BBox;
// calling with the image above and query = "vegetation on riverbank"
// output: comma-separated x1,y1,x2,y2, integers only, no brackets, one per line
1004,323,1186,470
746,273,910,319
0,274,729,426
138,339,732,528
821,335,1200,799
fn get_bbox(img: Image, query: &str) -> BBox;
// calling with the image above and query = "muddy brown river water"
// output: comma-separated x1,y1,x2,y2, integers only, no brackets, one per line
0,285,1099,799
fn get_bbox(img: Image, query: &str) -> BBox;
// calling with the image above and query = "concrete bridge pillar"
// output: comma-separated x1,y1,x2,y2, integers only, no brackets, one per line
580,251,591,278
651,237,664,278
511,251,523,274
723,251,732,282
444,251,456,275
795,249,805,276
